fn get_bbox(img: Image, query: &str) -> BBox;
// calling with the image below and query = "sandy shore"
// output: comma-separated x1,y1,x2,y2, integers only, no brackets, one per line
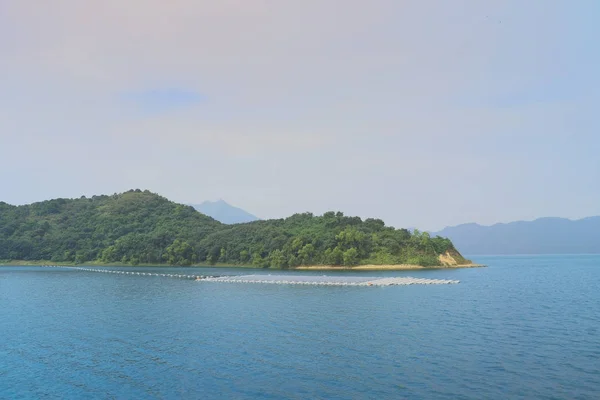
294,263,485,271
0,261,485,271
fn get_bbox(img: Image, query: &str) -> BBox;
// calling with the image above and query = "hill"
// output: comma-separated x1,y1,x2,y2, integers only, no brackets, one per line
432,217,600,255
0,190,468,267
0,190,222,265
197,215,468,268
191,200,259,224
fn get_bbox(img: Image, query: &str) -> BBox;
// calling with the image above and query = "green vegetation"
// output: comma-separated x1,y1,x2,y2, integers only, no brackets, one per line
0,190,467,268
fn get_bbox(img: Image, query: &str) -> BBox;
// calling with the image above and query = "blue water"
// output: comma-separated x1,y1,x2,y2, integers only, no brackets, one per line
1,255,599,399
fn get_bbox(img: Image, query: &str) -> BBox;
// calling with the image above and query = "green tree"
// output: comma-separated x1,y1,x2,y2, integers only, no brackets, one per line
269,249,287,268
343,247,359,266
288,254,299,267
252,252,266,268
100,246,117,263
239,250,250,263
297,243,315,265
164,239,195,266
336,227,368,255
326,246,344,265
75,252,85,265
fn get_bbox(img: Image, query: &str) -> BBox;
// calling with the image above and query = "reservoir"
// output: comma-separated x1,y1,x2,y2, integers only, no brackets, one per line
1,255,599,399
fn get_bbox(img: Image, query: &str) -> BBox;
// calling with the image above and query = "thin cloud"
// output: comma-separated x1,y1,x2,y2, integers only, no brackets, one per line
120,88,205,115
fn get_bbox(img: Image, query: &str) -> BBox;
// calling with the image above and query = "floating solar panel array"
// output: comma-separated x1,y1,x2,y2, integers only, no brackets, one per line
42,266,459,286
203,274,459,286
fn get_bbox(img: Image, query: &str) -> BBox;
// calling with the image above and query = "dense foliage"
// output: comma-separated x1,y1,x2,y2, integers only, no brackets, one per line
0,190,220,265
0,190,466,267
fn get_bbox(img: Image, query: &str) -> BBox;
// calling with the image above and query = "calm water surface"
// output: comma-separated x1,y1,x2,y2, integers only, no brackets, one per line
1,255,599,399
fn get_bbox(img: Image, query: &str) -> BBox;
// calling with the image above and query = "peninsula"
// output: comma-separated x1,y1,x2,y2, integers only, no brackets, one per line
0,190,476,270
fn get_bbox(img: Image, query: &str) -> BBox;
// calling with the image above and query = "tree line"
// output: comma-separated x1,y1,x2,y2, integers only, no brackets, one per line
0,190,467,267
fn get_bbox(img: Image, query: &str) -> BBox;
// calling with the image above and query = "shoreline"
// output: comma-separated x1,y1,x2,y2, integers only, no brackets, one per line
294,263,485,271
0,260,249,268
0,260,485,270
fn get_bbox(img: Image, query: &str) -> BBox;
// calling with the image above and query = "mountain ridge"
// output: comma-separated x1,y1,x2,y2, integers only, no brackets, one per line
190,199,259,224
432,216,600,255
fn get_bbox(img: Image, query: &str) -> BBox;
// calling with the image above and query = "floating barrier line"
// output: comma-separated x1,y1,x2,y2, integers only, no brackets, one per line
41,266,459,286
41,265,213,280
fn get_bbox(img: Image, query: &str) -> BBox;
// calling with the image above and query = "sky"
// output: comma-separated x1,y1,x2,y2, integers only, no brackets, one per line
1,0,599,231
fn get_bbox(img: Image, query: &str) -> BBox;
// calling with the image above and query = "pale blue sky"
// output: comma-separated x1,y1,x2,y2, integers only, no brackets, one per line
121,89,205,115
1,1,599,230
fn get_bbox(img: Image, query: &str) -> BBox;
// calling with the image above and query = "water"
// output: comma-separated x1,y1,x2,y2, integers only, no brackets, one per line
1,255,599,399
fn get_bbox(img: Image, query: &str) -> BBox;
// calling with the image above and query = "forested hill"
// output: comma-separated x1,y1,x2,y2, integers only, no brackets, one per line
0,190,467,267
0,190,221,265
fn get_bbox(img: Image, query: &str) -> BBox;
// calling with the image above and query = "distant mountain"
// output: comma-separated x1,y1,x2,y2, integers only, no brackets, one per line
432,217,600,255
191,200,259,224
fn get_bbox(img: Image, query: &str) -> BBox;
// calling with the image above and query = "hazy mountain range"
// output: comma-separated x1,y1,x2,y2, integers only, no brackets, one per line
190,200,259,224
432,217,600,255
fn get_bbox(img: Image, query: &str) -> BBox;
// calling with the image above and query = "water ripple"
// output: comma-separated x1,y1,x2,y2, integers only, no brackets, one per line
1,256,600,399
